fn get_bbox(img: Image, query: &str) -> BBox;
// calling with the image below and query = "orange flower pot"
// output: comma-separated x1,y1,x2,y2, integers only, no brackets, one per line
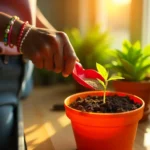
64,91,145,150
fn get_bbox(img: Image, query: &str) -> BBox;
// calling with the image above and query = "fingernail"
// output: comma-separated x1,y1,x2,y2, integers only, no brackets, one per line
76,57,80,62
63,74,69,77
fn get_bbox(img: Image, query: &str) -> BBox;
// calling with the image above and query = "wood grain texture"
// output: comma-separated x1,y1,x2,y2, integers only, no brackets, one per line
22,84,150,150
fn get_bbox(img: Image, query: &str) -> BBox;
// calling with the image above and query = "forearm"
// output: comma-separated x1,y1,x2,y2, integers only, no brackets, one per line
0,7,56,43
36,7,56,31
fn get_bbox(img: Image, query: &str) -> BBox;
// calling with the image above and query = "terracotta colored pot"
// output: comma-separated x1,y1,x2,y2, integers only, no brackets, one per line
113,81,150,121
64,91,145,150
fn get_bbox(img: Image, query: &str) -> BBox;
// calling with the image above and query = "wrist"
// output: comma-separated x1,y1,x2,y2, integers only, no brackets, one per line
11,20,27,45
19,25,33,53
0,12,32,49
0,13,22,46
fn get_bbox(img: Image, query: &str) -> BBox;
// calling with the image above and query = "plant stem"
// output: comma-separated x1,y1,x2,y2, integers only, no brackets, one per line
103,82,107,103
103,86,106,103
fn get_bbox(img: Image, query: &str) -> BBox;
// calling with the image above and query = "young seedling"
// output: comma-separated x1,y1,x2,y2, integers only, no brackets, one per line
96,63,124,103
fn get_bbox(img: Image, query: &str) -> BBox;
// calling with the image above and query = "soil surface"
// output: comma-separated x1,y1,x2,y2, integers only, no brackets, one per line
69,95,142,113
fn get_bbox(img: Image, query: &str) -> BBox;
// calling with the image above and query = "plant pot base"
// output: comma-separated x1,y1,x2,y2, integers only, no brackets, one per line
140,105,150,122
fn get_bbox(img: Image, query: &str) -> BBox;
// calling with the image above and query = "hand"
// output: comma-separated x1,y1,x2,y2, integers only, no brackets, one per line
22,27,79,77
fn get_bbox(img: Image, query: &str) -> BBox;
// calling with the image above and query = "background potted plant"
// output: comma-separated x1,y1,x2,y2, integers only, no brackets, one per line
33,68,71,86
107,40,150,121
65,25,113,91
64,63,144,150
33,68,57,86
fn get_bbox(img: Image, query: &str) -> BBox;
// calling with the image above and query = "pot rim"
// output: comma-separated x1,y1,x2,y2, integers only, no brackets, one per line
64,91,145,116
113,80,150,84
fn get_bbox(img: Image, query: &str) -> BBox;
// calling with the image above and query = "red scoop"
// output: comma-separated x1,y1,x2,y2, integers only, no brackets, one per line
72,62,105,90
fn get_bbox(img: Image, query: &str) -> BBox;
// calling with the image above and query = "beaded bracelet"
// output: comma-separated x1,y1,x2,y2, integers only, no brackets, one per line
19,26,33,54
17,21,29,53
4,16,19,46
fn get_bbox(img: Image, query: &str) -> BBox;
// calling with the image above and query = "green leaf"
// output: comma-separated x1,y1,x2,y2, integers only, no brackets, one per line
123,73,135,81
119,58,134,74
121,40,142,65
96,63,108,80
130,50,142,64
122,40,131,54
109,64,127,73
133,41,141,50
139,55,150,63
108,76,124,81
116,49,127,59
136,55,150,72
97,79,105,88
129,41,142,64
136,64,150,80
127,47,142,64
143,45,150,55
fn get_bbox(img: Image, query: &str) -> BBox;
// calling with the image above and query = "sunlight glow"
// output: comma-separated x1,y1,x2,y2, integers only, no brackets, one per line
25,124,38,133
57,114,71,127
44,122,56,137
25,124,55,149
112,0,131,5
144,133,150,146
146,127,150,133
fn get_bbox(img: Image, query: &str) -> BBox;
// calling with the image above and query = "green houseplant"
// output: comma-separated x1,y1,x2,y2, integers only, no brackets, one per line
107,40,150,121
64,63,144,150
33,68,57,86
33,67,72,86
65,25,113,91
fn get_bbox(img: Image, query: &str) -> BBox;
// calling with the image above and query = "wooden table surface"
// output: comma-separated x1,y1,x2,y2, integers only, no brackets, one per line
22,84,150,150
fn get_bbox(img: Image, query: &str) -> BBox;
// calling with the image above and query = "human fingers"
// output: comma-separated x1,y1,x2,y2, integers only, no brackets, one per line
31,52,43,69
40,44,54,71
61,33,79,77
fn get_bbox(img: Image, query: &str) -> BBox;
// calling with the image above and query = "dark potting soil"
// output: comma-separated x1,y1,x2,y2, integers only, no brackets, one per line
69,95,142,113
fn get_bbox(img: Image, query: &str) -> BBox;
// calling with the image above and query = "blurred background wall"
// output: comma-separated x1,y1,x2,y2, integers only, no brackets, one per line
37,0,80,30
37,0,149,45
37,0,132,47
37,0,99,32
